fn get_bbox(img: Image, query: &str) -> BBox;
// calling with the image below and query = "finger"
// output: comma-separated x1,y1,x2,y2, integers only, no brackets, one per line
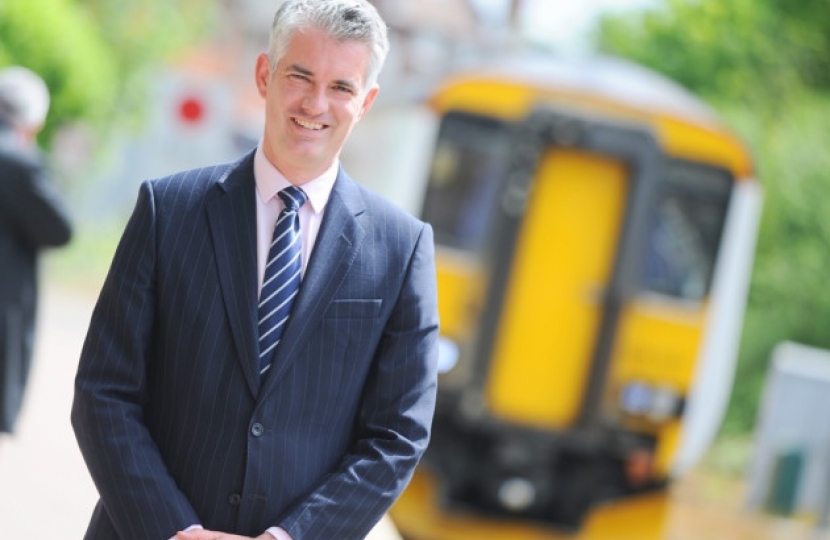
176,531,212,540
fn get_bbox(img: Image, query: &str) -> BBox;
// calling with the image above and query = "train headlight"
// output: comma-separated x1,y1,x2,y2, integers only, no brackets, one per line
619,381,682,422
497,477,537,512
437,336,459,373
647,385,682,422
619,381,653,415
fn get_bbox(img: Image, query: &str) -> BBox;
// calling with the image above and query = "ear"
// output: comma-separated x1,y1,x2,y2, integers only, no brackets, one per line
357,84,380,120
255,53,272,98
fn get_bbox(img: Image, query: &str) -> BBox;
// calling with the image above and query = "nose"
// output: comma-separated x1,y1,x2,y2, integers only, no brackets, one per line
300,85,326,115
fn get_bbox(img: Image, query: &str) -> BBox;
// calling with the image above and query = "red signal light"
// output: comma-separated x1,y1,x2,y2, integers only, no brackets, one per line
178,96,205,124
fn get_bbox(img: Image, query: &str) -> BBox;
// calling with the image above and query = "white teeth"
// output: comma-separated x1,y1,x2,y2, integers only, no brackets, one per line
295,118,324,130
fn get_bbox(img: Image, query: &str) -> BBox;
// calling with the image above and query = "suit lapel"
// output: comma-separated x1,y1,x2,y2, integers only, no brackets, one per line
206,151,260,398
260,169,366,397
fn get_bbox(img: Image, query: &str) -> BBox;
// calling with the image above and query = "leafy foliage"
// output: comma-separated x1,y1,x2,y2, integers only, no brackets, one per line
719,93,830,433
597,0,830,104
0,0,118,145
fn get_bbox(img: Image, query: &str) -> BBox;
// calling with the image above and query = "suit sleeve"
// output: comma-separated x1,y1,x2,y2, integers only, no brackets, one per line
71,181,201,540
0,148,72,249
279,222,440,540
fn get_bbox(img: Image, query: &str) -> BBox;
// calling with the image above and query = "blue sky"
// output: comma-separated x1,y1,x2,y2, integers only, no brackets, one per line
469,0,659,53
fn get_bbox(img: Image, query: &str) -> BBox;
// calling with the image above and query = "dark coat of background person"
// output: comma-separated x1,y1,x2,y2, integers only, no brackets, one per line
0,126,73,433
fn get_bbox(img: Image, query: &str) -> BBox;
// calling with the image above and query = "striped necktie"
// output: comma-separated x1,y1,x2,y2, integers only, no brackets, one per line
258,185,307,374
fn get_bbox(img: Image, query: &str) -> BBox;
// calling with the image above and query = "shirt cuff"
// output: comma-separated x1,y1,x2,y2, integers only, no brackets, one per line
267,526,293,540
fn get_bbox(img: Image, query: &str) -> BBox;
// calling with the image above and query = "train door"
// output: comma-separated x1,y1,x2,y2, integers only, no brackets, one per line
479,108,662,434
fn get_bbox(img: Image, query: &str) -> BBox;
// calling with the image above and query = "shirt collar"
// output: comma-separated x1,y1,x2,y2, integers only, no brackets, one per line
254,143,338,214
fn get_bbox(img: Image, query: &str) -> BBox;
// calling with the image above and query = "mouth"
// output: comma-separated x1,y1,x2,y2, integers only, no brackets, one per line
293,117,325,131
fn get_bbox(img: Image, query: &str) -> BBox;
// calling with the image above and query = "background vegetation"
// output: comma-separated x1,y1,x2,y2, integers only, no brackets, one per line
598,0,830,437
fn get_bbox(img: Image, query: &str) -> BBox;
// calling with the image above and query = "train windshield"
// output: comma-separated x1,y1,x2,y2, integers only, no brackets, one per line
420,112,511,253
421,112,734,302
641,162,733,301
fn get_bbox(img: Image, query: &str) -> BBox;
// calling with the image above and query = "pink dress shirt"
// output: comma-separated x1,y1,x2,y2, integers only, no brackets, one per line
254,144,338,297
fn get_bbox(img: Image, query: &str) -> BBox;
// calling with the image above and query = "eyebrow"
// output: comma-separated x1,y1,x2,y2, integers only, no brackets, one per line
286,63,359,92
288,64,313,77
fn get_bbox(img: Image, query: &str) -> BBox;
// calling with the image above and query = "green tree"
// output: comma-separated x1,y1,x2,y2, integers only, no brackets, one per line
0,0,118,145
719,93,830,433
765,0,830,89
597,0,830,105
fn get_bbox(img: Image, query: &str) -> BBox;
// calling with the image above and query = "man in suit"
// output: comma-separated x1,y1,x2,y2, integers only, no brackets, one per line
71,1,439,539
0,66,73,436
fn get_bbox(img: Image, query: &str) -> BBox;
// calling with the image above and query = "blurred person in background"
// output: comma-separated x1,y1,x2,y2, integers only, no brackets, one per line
71,1,439,539
0,65,73,438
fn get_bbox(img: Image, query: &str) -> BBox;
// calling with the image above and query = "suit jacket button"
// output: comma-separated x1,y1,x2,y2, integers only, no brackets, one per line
228,493,242,506
251,423,264,437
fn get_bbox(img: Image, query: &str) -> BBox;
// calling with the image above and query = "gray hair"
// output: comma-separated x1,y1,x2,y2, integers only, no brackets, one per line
267,0,389,91
0,66,50,131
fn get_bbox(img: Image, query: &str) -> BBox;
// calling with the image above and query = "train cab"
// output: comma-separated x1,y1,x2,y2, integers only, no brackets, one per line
389,54,763,540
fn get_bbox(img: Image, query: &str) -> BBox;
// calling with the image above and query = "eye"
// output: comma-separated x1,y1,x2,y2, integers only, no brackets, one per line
334,84,355,94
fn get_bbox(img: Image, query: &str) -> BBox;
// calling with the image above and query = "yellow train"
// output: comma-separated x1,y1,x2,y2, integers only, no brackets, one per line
388,54,763,540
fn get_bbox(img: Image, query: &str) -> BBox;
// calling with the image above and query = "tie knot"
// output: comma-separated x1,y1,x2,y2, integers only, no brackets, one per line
278,186,307,211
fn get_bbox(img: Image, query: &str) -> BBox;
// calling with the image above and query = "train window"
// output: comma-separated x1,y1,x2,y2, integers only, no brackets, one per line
421,112,512,252
641,162,733,301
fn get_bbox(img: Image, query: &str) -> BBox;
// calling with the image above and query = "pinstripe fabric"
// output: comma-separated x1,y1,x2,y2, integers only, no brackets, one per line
71,150,440,540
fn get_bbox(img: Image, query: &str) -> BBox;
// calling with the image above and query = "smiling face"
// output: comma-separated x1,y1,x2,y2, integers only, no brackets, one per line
255,26,379,184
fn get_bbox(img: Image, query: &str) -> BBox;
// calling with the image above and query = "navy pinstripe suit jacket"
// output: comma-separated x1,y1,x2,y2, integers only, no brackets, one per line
71,151,440,540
